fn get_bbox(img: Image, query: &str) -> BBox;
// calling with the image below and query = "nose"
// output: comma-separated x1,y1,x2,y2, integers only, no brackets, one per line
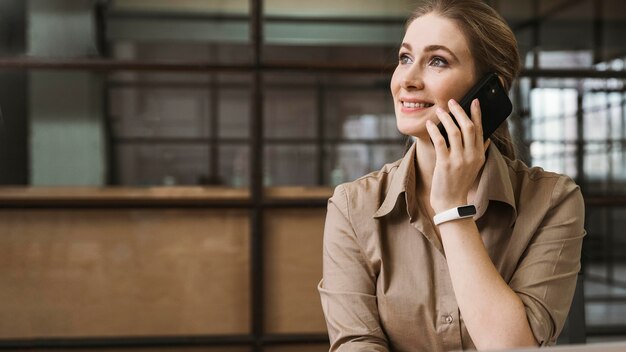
401,64,425,90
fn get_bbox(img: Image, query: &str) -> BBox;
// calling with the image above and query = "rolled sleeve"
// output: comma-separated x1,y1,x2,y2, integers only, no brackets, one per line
510,176,586,346
318,185,389,352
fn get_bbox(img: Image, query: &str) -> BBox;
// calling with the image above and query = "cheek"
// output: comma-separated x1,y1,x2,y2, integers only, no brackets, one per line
448,73,476,101
434,77,469,104
390,69,401,96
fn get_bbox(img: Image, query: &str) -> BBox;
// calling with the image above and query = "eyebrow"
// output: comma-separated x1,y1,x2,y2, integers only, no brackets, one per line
401,43,460,63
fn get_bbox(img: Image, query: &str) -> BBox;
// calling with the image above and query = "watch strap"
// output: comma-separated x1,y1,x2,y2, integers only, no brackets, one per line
433,205,477,226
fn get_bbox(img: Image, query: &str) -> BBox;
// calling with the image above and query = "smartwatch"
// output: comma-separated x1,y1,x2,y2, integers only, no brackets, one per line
433,205,477,226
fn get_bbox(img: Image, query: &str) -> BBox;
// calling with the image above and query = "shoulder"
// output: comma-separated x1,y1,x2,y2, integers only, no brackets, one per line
505,158,584,224
329,158,403,220
506,158,581,198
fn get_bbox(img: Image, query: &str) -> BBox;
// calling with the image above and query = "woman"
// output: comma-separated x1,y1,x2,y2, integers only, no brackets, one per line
318,0,585,351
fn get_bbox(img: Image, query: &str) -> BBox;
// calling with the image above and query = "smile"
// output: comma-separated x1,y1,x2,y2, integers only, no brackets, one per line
401,101,434,108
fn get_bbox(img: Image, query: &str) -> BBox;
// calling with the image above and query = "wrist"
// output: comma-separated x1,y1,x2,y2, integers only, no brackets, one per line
433,204,477,226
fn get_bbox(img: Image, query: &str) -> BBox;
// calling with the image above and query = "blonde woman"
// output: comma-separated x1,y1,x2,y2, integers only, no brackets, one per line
318,0,585,351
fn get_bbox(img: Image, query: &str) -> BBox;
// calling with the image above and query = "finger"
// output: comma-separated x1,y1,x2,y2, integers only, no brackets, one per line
435,106,462,152
426,119,449,161
470,98,484,146
484,138,491,151
448,98,477,150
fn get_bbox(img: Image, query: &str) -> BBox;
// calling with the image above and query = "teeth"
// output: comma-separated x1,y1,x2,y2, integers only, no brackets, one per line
402,101,433,108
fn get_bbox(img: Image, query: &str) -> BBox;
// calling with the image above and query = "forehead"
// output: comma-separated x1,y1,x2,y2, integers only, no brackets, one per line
403,13,472,57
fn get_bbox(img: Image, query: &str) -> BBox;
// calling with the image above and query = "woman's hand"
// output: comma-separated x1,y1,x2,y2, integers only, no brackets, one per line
425,98,490,213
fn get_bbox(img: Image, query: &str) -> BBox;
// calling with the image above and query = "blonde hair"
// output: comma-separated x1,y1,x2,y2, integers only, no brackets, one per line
408,0,521,159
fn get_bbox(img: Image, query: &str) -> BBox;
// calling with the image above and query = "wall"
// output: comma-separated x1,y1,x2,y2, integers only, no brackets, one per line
27,0,106,186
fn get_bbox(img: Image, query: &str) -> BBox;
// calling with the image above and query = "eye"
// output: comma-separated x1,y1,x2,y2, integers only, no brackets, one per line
429,56,448,67
399,53,413,65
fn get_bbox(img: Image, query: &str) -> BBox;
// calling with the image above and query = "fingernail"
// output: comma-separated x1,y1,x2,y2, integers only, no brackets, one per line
449,99,457,106
473,99,479,107
436,107,444,114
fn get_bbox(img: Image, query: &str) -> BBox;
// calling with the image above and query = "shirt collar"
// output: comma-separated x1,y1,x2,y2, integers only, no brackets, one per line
373,142,517,226
474,144,517,226
373,142,417,220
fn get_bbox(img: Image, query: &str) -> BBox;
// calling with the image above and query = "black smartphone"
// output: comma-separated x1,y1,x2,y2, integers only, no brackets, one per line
437,72,512,145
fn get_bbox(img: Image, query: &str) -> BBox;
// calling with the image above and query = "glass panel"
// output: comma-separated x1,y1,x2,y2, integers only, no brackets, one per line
28,70,107,186
584,143,609,183
264,0,412,17
27,2,100,59
264,87,317,139
324,87,395,139
325,142,406,186
261,72,404,187
264,145,318,186
538,51,593,69
612,141,626,182
219,87,250,139
108,73,251,186
584,91,611,141
581,82,626,192
263,1,408,46
584,206,626,328
264,44,396,66
107,1,250,46
111,42,253,65
116,144,209,186
523,76,626,189
529,141,576,178
110,86,211,138
527,85,578,178
539,0,594,57
219,145,249,188
112,0,249,15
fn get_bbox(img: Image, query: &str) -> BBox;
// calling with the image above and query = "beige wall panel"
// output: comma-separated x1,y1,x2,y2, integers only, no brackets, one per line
264,209,327,334
0,209,250,338
266,345,329,352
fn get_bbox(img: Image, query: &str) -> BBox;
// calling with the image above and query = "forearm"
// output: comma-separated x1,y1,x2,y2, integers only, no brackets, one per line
438,218,537,350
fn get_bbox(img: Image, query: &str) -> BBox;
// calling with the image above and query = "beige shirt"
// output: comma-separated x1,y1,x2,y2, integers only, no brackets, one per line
318,142,585,351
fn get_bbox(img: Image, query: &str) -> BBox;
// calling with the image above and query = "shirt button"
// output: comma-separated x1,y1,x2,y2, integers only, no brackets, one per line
444,315,454,324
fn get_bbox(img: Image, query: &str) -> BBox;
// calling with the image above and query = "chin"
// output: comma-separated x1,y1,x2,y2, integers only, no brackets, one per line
396,120,428,139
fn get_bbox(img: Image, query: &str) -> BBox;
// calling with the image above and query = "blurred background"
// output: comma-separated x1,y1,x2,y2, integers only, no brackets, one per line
0,0,625,350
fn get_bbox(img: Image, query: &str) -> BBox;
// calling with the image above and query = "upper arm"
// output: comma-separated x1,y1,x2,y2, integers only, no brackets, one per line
318,185,389,352
509,176,586,346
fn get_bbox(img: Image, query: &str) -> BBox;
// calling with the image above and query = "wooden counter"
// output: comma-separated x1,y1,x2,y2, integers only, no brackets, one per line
0,186,332,341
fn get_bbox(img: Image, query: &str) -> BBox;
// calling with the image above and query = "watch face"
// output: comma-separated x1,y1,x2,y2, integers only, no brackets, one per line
458,205,477,217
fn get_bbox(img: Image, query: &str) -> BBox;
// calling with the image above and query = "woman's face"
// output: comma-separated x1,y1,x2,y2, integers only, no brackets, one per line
391,13,477,139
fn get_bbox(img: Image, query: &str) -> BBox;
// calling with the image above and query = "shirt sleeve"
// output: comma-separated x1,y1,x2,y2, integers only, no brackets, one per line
509,176,586,346
318,185,389,352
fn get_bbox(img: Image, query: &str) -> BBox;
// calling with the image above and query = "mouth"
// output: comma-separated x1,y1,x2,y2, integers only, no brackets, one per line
401,101,434,109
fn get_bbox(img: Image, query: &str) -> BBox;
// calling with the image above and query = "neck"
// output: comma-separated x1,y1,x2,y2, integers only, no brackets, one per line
413,137,437,197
